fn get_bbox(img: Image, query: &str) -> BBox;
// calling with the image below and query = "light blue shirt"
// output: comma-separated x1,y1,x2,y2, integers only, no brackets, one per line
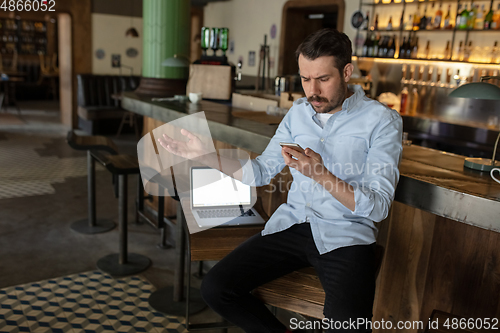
240,85,403,254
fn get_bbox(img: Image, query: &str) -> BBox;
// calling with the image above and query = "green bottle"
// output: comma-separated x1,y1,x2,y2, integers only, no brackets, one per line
485,5,494,29
459,4,469,29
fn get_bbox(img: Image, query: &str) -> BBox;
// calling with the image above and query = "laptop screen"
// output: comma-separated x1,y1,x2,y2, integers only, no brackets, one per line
191,167,252,208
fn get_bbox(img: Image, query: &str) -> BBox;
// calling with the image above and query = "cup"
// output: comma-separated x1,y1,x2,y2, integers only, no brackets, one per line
189,92,203,104
491,168,500,184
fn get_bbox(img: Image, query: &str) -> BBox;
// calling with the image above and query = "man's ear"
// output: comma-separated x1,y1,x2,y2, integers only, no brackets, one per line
343,63,354,83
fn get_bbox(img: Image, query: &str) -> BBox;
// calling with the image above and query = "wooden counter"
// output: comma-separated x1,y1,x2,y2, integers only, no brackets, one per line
122,92,500,331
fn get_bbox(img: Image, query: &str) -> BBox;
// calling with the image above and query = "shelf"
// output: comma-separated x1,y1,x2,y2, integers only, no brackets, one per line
361,0,488,5
354,55,500,66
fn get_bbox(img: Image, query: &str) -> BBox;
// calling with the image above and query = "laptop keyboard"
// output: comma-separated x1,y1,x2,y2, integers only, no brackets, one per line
198,208,255,219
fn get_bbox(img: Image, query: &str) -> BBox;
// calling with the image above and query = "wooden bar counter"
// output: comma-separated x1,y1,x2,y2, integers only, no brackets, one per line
122,92,500,332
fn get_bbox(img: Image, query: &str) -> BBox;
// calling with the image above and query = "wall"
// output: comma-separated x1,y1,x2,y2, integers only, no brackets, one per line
203,0,358,78
92,14,143,75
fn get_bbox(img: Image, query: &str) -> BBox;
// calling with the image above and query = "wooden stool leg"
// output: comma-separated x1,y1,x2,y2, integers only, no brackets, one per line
70,151,115,234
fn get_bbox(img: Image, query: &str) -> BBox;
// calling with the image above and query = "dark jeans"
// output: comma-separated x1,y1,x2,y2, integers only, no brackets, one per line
200,223,376,333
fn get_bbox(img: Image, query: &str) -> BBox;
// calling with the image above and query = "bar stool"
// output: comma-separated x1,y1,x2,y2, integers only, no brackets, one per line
93,152,151,276
66,131,116,234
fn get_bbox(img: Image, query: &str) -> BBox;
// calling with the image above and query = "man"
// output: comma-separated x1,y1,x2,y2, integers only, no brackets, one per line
159,29,402,332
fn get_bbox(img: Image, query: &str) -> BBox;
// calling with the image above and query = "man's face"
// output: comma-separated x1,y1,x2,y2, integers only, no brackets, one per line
298,54,352,114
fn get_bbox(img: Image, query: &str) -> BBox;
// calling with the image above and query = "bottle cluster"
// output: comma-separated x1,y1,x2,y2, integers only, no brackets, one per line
362,1,500,31
361,33,396,58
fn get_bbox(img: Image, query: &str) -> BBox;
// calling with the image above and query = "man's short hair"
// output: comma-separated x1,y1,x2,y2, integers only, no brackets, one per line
295,28,352,74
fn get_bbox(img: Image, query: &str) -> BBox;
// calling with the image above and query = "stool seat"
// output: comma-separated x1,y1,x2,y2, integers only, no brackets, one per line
66,131,118,154
92,152,140,175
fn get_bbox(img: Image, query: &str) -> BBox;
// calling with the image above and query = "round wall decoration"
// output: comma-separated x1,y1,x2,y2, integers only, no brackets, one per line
126,47,139,58
95,49,105,60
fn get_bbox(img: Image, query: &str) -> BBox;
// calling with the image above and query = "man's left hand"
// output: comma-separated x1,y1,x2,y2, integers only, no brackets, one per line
281,147,328,181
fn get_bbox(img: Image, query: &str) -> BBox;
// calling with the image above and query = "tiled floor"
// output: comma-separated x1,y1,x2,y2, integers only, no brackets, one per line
0,271,186,333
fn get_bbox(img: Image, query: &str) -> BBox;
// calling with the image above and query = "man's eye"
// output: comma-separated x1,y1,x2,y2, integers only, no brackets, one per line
302,78,310,82
320,78,329,82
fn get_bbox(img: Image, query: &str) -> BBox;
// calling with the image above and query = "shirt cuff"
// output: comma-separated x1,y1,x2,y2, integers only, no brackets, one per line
238,158,257,186
351,187,375,218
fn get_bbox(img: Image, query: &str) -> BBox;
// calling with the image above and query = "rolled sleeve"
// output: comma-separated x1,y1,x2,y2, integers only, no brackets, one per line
351,114,403,222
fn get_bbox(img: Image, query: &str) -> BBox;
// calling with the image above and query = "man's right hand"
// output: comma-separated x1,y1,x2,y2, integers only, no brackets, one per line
157,129,208,161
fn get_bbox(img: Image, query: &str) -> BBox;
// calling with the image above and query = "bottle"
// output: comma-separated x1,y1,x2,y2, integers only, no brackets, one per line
400,86,409,115
410,87,419,116
419,5,428,30
367,33,375,56
494,3,500,29
456,4,463,28
443,40,451,60
459,4,469,29
373,33,380,56
374,14,379,30
378,36,386,57
434,2,443,29
362,33,371,57
444,5,453,29
475,4,485,30
453,41,464,61
485,5,494,29
491,41,499,63
387,16,393,30
411,37,419,59
388,35,396,58
468,5,477,29
425,40,431,59
463,41,472,61
405,15,413,30
399,36,407,58
426,3,434,30
413,4,421,30
400,12,405,30
363,11,370,30
405,37,413,59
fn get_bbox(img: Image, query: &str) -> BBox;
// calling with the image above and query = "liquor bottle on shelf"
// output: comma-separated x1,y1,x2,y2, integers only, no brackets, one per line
420,5,428,30
475,4,485,30
405,37,413,59
388,35,396,58
484,5,494,29
373,33,380,56
378,36,386,57
367,33,375,57
443,40,451,60
399,36,407,58
444,5,453,29
426,3,434,30
363,11,370,30
463,41,472,62
411,37,419,59
400,86,409,115
459,4,469,30
400,12,404,30
425,40,431,59
456,4,463,28
374,14,379,30
405,15,413,30
494,4,500,29
362,33,371,57
413,4,421,30
453,41,464,61
434,2,443,29
491,41,499,63
409,87,419,116
468,5,478,29
387,16,393,30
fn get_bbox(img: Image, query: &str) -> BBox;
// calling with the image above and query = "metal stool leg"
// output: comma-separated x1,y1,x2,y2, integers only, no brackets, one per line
148,202,205,317
97,174,151,276
71,151,116,234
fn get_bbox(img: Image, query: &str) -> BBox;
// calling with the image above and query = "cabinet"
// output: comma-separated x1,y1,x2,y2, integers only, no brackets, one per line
355,0,500,64
0,18,48,55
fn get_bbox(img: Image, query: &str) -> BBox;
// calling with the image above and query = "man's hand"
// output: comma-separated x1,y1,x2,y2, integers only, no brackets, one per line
281,146,327,181
157,129,208,160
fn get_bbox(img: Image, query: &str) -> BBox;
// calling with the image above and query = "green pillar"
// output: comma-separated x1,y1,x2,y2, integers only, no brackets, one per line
143,0,190,79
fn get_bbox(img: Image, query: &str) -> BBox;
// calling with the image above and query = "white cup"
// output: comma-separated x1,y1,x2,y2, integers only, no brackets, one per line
189,92,203,104
491,168,500,184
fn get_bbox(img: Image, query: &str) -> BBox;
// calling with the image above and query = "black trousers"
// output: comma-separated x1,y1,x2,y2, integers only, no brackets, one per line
200,223,376,333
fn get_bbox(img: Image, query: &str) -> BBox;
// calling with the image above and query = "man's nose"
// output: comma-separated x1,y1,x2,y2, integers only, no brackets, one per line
309,80,320,96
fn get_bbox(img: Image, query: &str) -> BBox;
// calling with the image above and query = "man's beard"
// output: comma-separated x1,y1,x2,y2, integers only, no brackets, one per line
307,82,347,114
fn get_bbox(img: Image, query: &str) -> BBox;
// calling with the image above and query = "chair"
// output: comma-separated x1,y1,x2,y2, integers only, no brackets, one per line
38,52,58,100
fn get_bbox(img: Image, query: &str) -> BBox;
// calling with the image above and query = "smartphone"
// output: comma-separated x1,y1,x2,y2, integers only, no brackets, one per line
279,142,305,154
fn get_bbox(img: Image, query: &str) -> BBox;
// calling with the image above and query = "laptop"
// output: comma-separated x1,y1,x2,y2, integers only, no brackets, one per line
190,166,265,228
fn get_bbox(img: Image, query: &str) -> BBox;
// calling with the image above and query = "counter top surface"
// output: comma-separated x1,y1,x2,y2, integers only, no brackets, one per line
122,92,500,232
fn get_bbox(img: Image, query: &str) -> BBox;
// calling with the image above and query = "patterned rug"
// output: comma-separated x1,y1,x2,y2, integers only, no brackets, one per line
0,271,186,333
